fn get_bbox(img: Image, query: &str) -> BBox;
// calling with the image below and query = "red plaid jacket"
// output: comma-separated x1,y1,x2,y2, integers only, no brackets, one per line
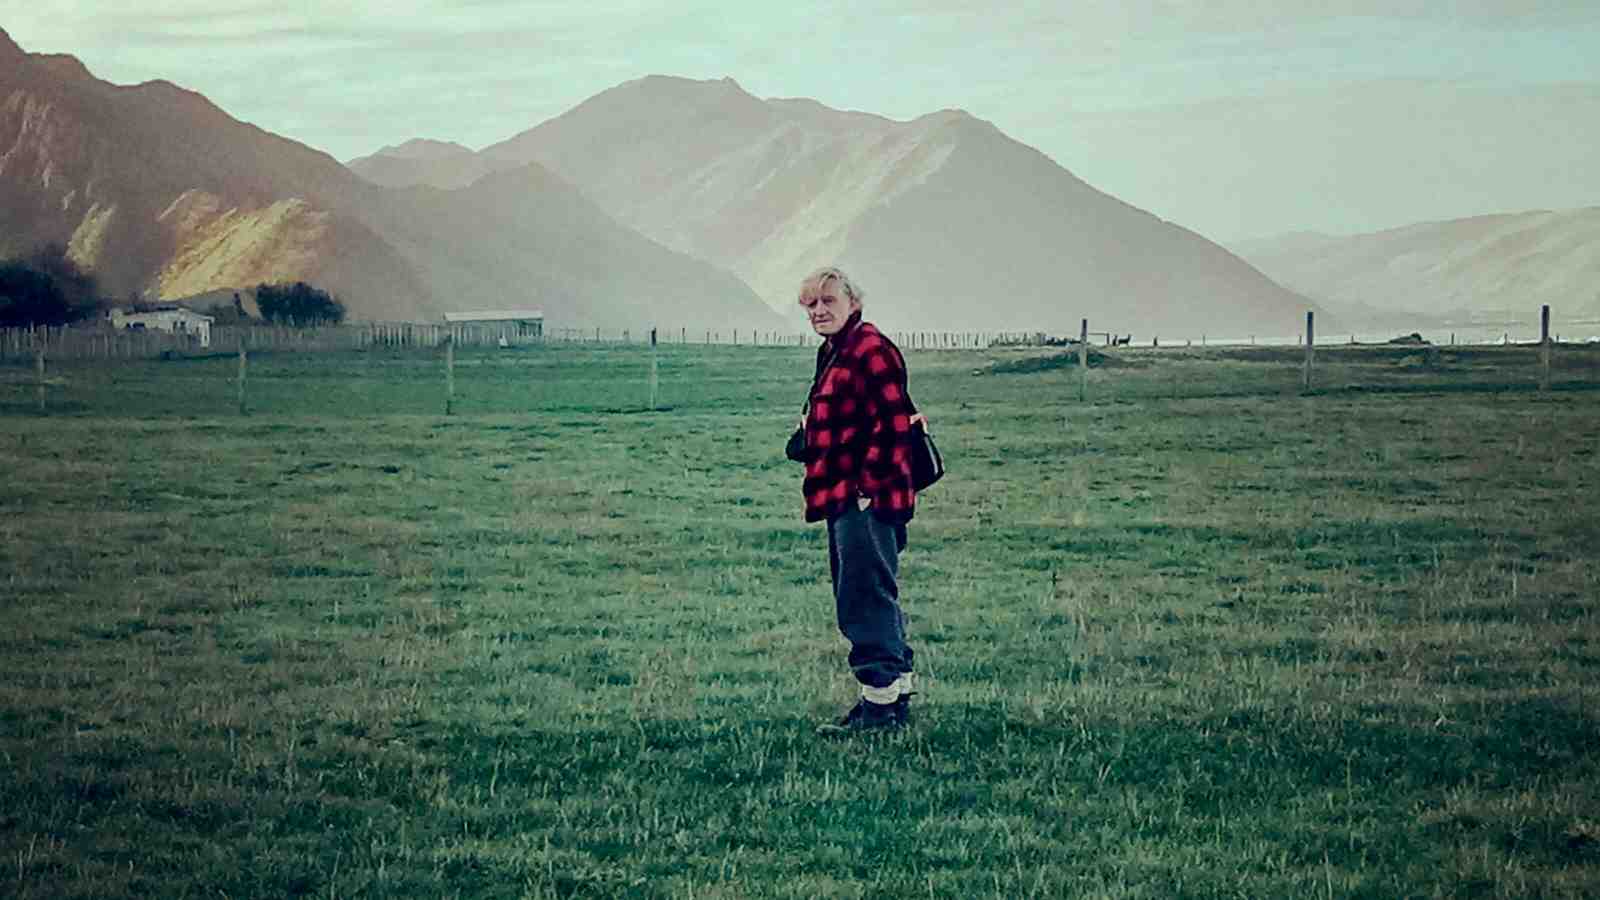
800,313,919,523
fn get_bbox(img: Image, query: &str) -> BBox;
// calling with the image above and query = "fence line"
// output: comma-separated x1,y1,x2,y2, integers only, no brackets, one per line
7,313,1598,365
2,322,1081,362
9,308,1597,417
1,321,557,362
547,328,1095,349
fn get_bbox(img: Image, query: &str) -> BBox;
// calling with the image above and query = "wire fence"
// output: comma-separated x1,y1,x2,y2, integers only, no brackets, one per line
5,336,1598,421
11,323,1600,365
541,327,1076,350
7,305,1600,365
5,307,1599,418
0,321,558,362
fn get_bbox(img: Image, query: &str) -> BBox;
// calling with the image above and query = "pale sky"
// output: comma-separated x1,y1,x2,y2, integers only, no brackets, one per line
8,1,1600,242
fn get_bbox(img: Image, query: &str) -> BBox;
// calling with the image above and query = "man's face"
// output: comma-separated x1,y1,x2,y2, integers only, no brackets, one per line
800,288,859,336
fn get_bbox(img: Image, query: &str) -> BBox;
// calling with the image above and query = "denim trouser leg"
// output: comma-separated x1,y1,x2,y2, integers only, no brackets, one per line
827,505,914,689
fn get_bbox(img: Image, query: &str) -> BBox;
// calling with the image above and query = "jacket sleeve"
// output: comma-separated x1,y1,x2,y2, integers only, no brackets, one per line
858,341,918,517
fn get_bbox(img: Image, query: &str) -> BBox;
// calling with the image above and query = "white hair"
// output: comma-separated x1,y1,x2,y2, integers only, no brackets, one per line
798,267,864,307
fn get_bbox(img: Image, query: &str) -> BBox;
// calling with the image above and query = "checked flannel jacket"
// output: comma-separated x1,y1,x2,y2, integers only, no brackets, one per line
800,312,919,524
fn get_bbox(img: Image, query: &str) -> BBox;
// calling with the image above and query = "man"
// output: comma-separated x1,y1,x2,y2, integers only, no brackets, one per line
788,267,925,732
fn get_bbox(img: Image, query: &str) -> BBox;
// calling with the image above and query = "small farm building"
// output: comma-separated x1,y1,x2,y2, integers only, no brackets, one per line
443,310,544,344
109,307,215,348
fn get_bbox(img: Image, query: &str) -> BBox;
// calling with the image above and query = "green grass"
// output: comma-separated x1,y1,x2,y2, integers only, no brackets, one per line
2,343,1598,898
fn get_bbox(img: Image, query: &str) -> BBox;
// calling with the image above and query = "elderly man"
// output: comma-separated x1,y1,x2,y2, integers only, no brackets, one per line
787,267,925,732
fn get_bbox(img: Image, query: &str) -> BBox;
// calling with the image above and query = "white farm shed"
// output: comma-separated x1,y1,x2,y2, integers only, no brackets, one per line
442,309,544,344
109,307,215,348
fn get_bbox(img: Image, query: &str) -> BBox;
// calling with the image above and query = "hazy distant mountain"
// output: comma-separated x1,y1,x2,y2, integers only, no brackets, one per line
1231,209,1600,324
346,139,492,190
359,166,773,331
361,138,474,161
370,75,1318,336
0,31,778,330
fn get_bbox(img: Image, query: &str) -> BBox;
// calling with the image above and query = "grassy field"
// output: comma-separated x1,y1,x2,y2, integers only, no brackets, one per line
2,342,1598,898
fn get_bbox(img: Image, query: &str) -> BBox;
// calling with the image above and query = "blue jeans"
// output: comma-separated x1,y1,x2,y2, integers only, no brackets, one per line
827,505,914,689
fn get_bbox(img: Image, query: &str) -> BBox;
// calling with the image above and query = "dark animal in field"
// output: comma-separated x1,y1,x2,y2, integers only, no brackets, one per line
1112,334,1131,346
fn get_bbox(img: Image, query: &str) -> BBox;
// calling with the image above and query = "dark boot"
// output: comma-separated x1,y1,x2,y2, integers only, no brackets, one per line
819,693,912,735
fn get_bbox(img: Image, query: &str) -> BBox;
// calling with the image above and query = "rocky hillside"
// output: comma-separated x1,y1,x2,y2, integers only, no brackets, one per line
0,29,393,307
0,32,779,330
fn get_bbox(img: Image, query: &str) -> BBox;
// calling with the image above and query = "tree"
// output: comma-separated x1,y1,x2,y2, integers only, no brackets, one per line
0,245,104,328
254,281,346,326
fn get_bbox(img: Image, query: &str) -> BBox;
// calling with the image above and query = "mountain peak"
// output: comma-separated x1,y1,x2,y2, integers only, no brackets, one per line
625,74,758,104
916,107,992,130
486,73,774,155
132,79,215,103
0,29,89,79
110,78,240,139
636,73,743,89
374,138,474,160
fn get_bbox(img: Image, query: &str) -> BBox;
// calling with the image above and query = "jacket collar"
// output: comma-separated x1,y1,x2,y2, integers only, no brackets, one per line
824,310,864,350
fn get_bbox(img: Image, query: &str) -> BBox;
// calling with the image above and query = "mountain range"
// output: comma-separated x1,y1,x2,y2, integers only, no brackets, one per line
1229,209,1600,328
0,29,777,331
5,27,1322,336
351,74,1319,336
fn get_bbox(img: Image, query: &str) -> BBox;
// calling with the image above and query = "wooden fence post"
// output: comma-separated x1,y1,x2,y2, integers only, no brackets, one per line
35,341,45,413
649,328,659,411
1303,310,1315,392
445,336,455,415
237,334,248,415
1078,318,1088,403
1540,304,1551,392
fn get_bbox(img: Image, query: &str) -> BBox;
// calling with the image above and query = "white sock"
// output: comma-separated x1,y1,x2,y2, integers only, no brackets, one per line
860,674,914,705
860,683,899,704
